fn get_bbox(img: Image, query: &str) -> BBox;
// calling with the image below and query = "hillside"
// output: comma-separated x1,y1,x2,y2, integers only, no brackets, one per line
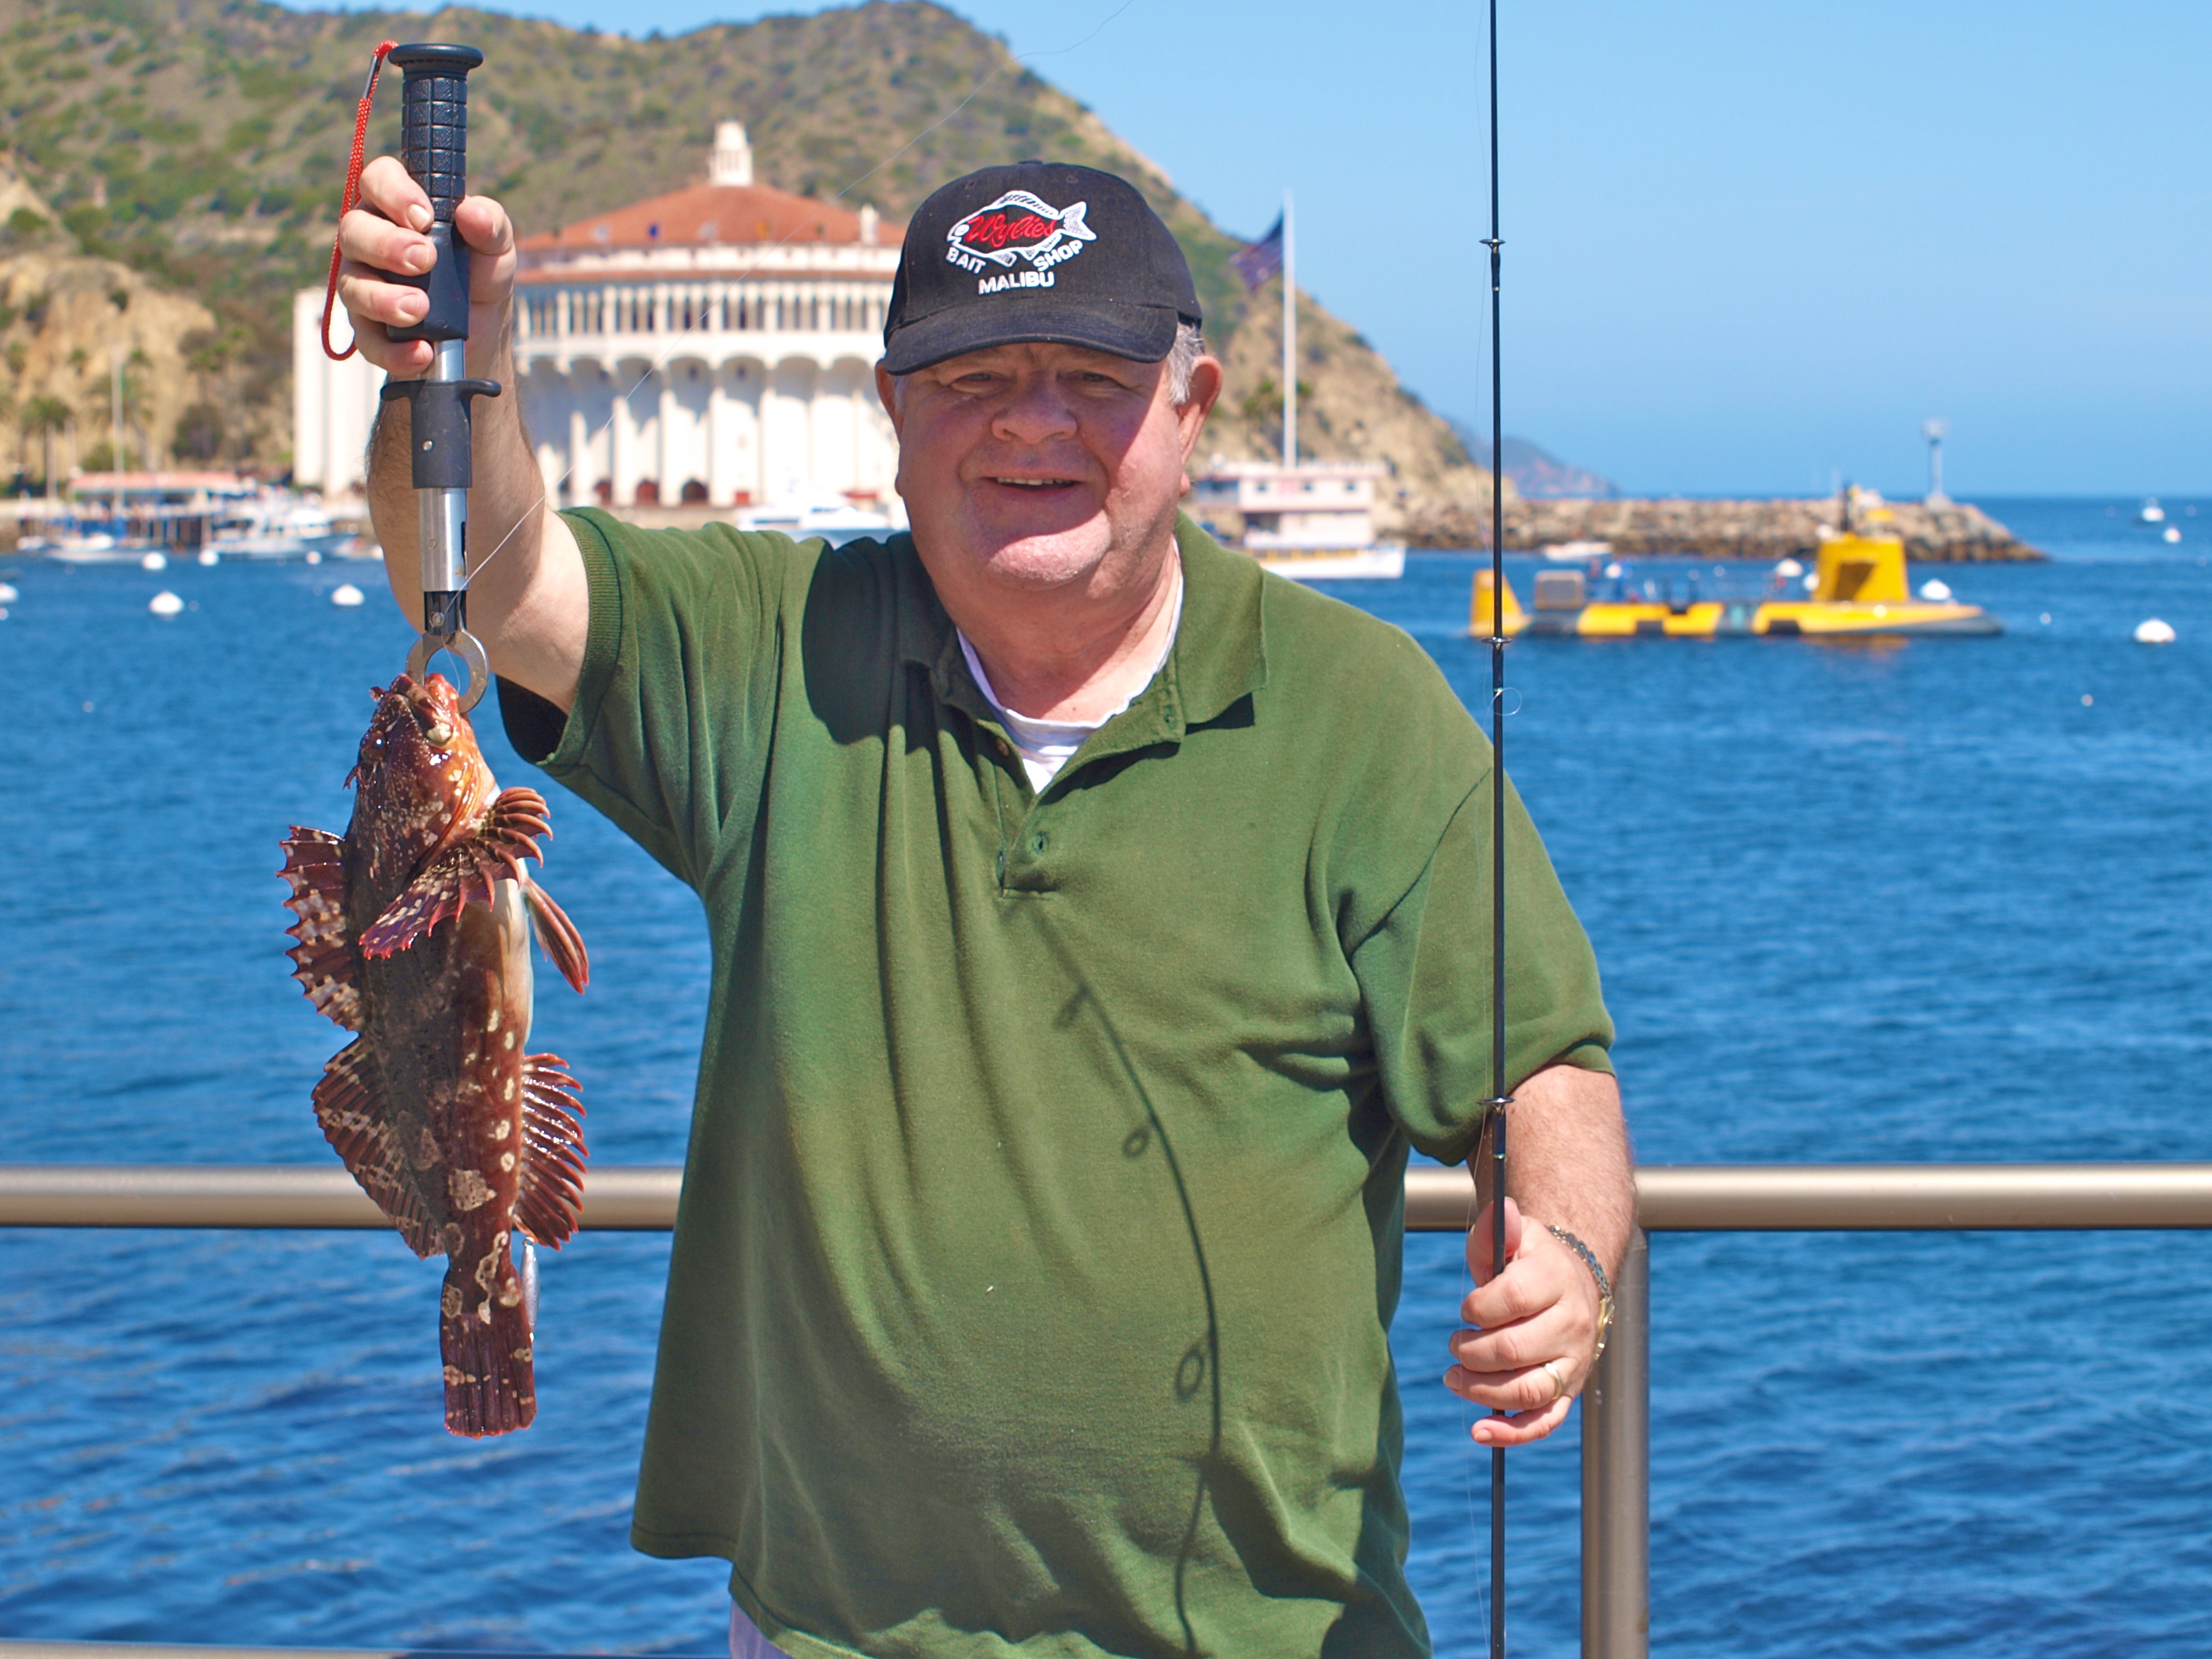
1,154,221,474
0,0,1491,525
1452,426,1619,500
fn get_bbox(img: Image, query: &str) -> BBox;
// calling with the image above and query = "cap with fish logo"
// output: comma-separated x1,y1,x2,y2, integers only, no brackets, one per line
882,161,1200,374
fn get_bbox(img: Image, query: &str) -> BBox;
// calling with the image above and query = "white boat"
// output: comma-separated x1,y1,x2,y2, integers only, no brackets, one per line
1246,544,1406,581
2140,498,2166,524
1188,460,1406,581
1541,539,1613,561
207,494,339,560
25,523,166,564
732,490,905,544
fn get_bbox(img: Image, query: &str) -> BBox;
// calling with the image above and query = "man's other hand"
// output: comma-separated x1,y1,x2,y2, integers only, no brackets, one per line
1444,1196,1604,1447
335,156,516,380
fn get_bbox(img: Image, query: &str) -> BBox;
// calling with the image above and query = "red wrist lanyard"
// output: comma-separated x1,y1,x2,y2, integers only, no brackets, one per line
319,39,400,362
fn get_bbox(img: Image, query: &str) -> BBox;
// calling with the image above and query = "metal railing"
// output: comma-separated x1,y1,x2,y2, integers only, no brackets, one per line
7,1161,2212,1659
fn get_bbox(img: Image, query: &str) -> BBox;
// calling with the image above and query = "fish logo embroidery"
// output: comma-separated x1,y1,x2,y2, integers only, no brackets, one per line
944,191,1097,282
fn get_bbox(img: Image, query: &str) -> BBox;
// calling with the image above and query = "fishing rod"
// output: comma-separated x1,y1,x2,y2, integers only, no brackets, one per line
1481,1,1511,1654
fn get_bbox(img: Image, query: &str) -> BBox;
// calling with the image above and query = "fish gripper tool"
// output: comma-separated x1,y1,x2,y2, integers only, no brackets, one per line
380,42,498,712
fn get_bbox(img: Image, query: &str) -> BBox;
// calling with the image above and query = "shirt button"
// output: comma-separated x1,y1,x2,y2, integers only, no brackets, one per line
996,737,1013,758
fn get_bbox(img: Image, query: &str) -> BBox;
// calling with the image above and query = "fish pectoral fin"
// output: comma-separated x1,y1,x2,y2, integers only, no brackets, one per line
483,786,555,861
359,791,556,960
524,879,590,994
312,1039,442,1258
280,827,361,1030
359,842,501,959
513,1052,588,1250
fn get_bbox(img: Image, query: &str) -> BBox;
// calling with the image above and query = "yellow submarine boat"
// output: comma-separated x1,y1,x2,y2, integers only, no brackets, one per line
1470,531,2001,639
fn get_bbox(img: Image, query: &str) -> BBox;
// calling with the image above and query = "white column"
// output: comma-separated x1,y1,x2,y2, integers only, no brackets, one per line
611,371,637,506
568,397,592,508
707,372,731,506
292,290,325,489
658,371,678,505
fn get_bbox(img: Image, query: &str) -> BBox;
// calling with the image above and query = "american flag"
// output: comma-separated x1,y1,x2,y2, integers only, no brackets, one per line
1230,214,1284,292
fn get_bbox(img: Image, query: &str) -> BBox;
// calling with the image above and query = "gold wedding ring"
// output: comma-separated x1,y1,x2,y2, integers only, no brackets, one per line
1541,1358,1570,1401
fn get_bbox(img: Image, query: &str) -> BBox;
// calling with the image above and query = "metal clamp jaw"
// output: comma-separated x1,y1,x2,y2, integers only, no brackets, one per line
380,40,496,712
405,589,492,713
382,373,501,710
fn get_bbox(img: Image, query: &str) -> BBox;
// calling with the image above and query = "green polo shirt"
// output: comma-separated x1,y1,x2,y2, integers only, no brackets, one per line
506,509,1612,1659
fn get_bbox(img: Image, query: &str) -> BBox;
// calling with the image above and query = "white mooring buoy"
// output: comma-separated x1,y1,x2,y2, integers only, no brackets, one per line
2134,618,2176,645
148,590,185,618
140,551,167,571
330,583,366,608
1919,578,1953,602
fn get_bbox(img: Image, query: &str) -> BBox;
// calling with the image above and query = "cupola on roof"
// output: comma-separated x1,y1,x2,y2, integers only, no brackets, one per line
518,124,902,256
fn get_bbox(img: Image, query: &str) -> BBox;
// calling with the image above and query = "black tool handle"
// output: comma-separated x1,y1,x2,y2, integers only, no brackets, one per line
387,42,483,345
380,378,501,490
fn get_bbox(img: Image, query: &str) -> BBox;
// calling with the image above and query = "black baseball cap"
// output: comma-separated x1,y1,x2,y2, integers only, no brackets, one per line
881,162,1201,374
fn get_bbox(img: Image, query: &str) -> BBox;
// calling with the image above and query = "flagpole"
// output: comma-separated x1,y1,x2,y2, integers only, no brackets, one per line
1281,189,1296,467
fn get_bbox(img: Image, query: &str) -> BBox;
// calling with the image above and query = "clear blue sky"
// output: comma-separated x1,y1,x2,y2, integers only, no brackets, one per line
299,0,2211,497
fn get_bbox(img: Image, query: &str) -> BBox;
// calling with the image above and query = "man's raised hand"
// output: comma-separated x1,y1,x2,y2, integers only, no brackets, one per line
335,156,516,380
1444,1196,1606,1448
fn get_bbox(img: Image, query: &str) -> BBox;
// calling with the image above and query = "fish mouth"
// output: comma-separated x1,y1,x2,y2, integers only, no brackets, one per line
391,676,462,749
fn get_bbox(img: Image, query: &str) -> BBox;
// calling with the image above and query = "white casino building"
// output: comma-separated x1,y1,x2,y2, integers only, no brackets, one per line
294,123,905,513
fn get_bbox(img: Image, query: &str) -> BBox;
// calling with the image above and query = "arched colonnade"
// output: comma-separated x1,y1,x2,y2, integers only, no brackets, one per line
521,352,895,510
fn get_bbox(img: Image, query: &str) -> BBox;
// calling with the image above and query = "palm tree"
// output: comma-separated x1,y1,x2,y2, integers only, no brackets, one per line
20,394,72,498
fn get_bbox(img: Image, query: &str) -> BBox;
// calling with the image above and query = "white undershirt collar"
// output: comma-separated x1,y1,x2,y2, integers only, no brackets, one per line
957,565,1184,792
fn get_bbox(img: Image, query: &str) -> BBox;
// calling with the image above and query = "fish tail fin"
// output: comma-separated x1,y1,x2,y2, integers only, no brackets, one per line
440,1259,537,1438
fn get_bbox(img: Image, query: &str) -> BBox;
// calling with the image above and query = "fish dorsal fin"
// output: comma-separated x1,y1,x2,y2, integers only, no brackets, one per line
513,1052,588,1249
358,787,555,961
312,1038,444,1258
280,827,361,1030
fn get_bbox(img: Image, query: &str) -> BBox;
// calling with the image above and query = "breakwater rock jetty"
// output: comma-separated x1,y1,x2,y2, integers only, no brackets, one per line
1409,497,2043,561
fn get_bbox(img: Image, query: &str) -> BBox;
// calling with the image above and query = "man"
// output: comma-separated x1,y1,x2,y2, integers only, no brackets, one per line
338,156,1632,1657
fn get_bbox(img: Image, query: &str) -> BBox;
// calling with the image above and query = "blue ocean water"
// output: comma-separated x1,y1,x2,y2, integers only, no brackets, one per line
2,498,2209,1653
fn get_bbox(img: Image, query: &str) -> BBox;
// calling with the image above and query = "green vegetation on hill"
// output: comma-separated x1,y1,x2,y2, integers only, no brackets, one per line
0,0,1489,524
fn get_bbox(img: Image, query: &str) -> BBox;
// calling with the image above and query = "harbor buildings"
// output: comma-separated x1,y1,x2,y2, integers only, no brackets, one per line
293,123,903,512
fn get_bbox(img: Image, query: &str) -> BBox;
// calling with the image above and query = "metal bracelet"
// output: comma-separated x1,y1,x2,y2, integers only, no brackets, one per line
1546,1222,1614,1362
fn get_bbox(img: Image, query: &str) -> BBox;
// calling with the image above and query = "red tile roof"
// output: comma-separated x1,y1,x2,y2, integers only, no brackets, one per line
520,182,904,254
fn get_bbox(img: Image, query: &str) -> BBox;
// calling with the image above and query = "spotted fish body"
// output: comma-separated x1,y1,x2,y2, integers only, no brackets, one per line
282,673,589,1437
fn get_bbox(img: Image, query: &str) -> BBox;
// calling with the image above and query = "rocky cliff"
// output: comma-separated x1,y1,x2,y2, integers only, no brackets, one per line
0,156,228,483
